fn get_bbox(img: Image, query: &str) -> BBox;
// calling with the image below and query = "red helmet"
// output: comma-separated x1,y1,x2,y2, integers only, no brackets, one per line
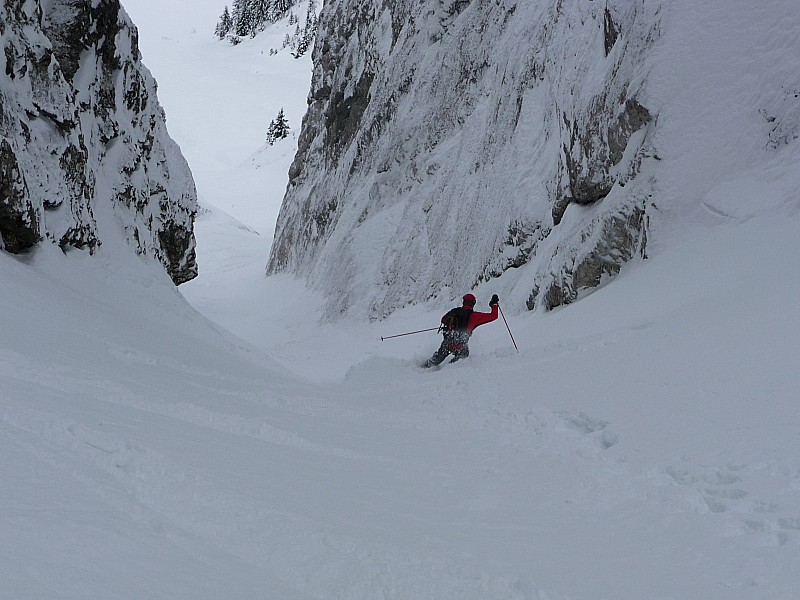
462,293,476,307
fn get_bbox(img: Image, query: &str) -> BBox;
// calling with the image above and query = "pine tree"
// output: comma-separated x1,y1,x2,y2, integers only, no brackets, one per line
305,4,318,37
232,0,252,37
266,108,290,145
273,0,294,16
214,6,233,40
248,0,270,33
292,3,318,58
218,0,299,44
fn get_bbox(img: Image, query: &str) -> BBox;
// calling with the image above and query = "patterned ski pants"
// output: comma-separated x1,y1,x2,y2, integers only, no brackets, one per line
422,337,469,367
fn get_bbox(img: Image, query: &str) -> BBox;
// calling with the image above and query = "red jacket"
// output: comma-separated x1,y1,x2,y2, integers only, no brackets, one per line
465,304,498,334
440,303,498,351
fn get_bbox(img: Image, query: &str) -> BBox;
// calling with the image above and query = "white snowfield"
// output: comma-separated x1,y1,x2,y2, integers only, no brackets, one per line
2,0,800,599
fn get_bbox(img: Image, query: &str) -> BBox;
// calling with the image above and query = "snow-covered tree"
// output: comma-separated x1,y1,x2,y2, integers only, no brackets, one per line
269,0,297,22
214,6,234,40
232,0,251,37
266,108,290,145
247,0,271,33
272,0,294,16
292,3,318,58
217,0,301,43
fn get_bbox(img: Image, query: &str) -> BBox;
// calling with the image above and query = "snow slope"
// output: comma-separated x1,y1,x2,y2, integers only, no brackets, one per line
2,0,800,599
0,247,301,598
3,203,800,600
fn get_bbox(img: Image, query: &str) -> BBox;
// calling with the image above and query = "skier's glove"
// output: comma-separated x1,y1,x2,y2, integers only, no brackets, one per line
489,294,499,307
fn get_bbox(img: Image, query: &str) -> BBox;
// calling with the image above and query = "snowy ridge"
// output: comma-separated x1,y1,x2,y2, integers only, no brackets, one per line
0,0,197,283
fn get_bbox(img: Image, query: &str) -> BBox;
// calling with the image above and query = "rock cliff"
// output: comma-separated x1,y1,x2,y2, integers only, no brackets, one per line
0,0,197,284
268,0,659,317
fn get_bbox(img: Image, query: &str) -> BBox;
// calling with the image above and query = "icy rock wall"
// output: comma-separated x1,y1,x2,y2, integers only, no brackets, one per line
0,0,197,284
268,0,660,318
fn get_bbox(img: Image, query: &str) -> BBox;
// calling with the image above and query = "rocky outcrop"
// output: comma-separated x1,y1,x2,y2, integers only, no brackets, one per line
268,0,660,318
0,0,197,284
529,196,649,310
0,138,38,253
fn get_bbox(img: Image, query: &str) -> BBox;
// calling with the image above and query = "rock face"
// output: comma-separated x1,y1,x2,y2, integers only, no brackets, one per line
268,0,659,318
0,0,197,284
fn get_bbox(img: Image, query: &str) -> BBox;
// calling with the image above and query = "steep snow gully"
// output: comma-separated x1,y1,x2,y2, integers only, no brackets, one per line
3,0,800,599
3,211,800,600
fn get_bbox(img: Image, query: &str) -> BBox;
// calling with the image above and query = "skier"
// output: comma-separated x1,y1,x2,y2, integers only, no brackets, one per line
422,293,499,368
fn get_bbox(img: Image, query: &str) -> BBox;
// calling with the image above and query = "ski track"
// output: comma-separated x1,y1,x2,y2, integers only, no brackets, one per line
2,357,601,598
4,323,800,598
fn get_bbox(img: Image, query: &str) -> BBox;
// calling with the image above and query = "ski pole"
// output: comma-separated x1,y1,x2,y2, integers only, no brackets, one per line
381,327,440,341
498,306,519,353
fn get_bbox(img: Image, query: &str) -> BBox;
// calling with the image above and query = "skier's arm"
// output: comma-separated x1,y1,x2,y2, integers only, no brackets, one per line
468,304,498,330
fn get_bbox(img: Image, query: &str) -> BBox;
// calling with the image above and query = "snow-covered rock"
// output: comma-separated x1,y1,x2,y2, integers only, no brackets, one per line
0,0,197,284
268,0,659,318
